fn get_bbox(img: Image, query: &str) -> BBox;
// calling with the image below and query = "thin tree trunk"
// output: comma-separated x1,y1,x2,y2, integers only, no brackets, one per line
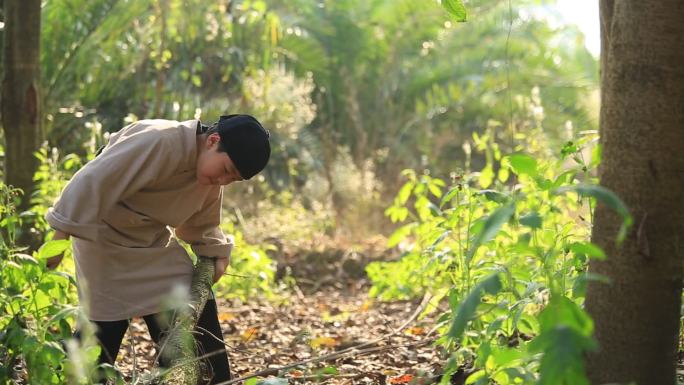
584,2,684,384
152,0,168,118
1,0,42,212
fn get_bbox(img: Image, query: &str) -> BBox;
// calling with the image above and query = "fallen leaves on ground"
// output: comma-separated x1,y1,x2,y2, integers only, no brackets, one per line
117,280,446,384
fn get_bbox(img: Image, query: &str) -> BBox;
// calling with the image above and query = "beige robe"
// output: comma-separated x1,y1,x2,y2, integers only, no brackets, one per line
46,119,233,321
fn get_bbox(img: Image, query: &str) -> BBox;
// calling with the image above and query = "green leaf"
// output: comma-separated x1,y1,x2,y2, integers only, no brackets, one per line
474,342,491,367
537,296,593,336
49,271,78,287
447,274,502,341
497,164,510,183
385,206,409,222
37,239,71,260
572,272,610,298
491,346,523,367
519,211,542,229
478,189,510,203
429,230,451,250
555,184,629,219
440,186,460,208
440,355,459,385
528,326,596,385
441,0,467,21
397,181,415,205
387,223,416,248
465,369,486,384
316,366,339,375
191,74,202,87
569,242,605,260
508,153,538,177
552,170,577,189
415,195,433,221
591,143,602,166
554,184,633,242
560,141,579,158
428,182,444,198
467,203,515,262
478,166,494,188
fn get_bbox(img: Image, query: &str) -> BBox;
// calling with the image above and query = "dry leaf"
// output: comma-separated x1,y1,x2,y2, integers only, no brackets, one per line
241,327,259,342
218,312,236,321
360,301,373,312
406,327,425,336
389,374,414,384
310,336,339,349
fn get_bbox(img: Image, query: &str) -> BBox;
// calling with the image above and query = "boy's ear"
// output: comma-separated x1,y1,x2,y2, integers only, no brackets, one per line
207,133,221,147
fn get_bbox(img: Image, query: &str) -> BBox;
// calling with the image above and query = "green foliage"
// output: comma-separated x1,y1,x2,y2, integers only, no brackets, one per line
447,274,502,341
441,0,467,22
214,222,279,300
233,189,335,248
41,0,281,149
368,125,630,384
30,145,84,241
0,182,106,384
270,0,598,190
554,184,633,243
33,0,601,243
528,296,596,385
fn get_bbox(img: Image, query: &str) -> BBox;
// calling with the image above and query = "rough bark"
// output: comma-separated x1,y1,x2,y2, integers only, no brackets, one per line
1,0,43,211
157,257,215,384
584,2,684,384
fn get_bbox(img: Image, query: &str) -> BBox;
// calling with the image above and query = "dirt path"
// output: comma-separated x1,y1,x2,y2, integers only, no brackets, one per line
117,281,447,384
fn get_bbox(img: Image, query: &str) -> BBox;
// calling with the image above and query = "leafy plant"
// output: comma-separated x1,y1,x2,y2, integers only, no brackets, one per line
368,126,631,384
0,182,106,384
213,222,279,301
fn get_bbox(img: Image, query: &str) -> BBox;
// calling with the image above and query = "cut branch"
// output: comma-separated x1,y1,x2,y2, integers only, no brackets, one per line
155,256,215,384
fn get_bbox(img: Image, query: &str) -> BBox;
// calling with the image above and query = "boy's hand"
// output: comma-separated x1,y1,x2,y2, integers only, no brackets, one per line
213,257,229,283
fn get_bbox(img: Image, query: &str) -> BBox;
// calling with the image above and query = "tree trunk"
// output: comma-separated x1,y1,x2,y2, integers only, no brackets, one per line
1,0,42,211
152,0,168,118
584,2,684,384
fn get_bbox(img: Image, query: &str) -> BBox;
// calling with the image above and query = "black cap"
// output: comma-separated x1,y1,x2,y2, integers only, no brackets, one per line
215,114,270,180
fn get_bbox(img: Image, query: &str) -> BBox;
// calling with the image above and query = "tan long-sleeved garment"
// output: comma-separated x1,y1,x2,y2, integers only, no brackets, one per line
46,119,233,321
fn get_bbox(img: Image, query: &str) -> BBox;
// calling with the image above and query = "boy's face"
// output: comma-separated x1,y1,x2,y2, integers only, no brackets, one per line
196,133,244,186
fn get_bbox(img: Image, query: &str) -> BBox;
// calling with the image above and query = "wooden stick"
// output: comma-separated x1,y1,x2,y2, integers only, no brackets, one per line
214,293,433,385
216,339,434,385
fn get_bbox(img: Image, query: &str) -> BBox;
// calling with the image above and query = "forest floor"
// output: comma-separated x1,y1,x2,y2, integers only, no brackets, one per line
116,243,458,385
119,283,449,384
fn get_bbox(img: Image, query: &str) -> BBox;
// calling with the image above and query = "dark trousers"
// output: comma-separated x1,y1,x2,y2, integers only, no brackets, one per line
83,299,231,384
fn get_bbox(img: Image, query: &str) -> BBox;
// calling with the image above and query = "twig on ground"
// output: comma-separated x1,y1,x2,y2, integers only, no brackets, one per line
216,339,434,385
289,372,375,382
215,294,433,385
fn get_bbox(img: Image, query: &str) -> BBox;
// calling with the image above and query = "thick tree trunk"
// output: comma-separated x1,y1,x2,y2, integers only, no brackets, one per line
1,0,42,211
584,2,684,384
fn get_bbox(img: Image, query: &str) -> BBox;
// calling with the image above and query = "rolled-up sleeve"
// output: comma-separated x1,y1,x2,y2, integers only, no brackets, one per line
46,129,172,241
174,186,233,259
